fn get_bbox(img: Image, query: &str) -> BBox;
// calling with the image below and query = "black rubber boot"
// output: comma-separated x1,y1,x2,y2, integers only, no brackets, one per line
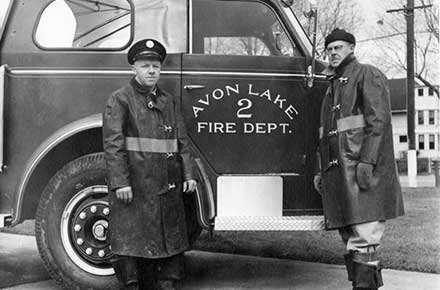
137,258,156,290
344,251,354,282
156,254,184,290
156,279,180,290
351,252,383,290
111,256,139,290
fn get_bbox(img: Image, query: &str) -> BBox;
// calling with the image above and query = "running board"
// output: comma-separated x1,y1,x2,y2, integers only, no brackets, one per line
214,216,325,231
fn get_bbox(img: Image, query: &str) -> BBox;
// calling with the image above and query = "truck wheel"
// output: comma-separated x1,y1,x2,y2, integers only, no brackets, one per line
36,153,117,290
35,152,202,290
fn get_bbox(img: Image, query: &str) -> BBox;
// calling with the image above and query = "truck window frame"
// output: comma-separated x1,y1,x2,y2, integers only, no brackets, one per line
32,0,135,51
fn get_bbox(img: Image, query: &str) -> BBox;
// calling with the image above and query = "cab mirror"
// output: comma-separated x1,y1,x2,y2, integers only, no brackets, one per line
280,0,294,8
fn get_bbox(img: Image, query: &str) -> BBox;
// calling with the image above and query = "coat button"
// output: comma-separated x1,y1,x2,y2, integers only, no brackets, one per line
328,130,338,137
165,152,174,159
338,77,348,83
328,159,339,167
147,101,154,109
168,183,176,190
163,125,173,132
332,104,341,111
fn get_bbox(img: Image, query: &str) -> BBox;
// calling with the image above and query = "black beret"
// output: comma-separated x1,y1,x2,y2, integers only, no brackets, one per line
127,39,167,65
324,28,356,48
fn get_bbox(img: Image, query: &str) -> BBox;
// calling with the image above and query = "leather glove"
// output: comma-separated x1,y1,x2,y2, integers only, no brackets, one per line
115,186,133,204
313,174,323,195
356,162,374,190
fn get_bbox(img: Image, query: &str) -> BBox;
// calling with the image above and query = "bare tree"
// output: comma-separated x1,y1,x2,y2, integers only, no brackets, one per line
369,0,439,87
292,0,364,56
420,0,439,41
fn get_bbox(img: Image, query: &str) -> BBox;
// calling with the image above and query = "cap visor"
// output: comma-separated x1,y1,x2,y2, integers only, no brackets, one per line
133,52,162,63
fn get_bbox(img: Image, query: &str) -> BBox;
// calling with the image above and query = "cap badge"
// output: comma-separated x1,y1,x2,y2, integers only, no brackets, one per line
146,40,154,48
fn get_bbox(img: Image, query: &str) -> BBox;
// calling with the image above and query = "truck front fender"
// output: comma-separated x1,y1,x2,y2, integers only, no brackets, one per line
12,114,103,225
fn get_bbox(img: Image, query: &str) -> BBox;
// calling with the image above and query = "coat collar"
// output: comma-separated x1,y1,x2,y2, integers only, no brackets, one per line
130,78,168,111
323,53,357,79
130,78,156,95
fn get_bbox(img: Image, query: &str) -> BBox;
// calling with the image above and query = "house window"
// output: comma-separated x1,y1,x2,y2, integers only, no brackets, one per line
399,135,407,143
428,88,434,96
418,110,424,125
418,88,424,96
429,110,435,125
418,135,425,150
429,134,435,149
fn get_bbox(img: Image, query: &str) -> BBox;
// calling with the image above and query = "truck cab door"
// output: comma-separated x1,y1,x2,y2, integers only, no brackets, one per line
182,0,323,219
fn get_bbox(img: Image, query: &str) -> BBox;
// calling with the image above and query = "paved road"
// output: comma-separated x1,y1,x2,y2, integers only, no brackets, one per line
1,233,439,290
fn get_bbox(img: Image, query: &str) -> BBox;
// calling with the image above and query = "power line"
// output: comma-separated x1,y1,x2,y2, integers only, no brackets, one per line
357,31,431,43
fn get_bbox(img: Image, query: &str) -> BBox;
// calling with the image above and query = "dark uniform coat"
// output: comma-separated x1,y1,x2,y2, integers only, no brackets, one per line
319,53,404,229
103,78,195,258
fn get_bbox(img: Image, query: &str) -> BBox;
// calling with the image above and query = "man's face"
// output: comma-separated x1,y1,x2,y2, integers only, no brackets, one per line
132,59,161,87
326,40,354,68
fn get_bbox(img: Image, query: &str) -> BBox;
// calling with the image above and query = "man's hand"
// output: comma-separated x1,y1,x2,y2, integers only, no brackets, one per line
356,162,374,190
313,174,323,195
115,186,133,204
183,179,197,193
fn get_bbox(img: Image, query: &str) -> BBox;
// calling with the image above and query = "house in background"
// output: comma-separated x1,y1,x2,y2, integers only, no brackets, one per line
389,78,440,172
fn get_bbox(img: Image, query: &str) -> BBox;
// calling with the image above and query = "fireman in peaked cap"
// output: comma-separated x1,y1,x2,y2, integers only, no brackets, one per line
313,28,404,290
103,38,197,290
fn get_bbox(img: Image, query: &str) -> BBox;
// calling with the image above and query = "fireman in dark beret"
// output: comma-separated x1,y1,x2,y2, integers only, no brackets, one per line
314,28,404,290
103,38,197,290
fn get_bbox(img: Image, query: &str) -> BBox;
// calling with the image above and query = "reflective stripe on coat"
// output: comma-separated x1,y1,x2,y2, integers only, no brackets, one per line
319,54,404,229
103,78,194,258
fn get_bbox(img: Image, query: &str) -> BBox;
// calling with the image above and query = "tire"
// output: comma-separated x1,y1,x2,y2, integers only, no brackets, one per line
35,152,202,290
36,153,118,290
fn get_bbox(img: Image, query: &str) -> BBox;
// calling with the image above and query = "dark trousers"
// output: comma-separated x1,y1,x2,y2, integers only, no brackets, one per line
111,253,184,290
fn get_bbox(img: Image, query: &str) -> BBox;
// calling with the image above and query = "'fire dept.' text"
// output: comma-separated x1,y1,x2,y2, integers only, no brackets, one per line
197,122,292,134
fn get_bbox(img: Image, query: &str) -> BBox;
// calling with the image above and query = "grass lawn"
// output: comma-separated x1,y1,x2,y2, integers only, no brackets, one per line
193,187,440,273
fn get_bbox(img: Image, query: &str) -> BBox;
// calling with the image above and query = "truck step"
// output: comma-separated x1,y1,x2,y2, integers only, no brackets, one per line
214,215,325,231
0,213,12,228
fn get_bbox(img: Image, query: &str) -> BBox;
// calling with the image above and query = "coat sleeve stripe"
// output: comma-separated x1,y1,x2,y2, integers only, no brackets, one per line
337,114,365,132
125,137,178,153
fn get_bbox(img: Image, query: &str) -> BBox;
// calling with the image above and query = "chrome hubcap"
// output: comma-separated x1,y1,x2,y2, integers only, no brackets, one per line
61,185,114,276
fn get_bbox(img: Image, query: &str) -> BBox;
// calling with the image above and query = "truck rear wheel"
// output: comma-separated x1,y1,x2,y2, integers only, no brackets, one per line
35,152,202,290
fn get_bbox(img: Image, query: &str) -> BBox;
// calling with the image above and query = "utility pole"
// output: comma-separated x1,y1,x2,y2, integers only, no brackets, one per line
387,0,432,187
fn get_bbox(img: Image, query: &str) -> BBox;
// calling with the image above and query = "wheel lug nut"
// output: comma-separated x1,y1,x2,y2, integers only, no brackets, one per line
74,224,81,232
76,238,84,246
103,208,109,215
98,250,105,257
79,212,87,219
86,248,93,255
90,206,97,213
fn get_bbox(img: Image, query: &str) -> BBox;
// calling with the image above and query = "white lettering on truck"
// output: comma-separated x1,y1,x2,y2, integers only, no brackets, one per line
192,83,299,134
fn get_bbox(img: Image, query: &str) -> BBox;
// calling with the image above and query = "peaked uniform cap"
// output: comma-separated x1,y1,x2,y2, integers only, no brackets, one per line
127,39,167,65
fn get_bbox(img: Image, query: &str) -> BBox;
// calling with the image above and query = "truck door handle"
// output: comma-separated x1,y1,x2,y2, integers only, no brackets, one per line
184,85,206,90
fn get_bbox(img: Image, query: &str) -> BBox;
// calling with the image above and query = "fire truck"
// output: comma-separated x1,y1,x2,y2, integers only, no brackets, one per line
0,0,328,289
